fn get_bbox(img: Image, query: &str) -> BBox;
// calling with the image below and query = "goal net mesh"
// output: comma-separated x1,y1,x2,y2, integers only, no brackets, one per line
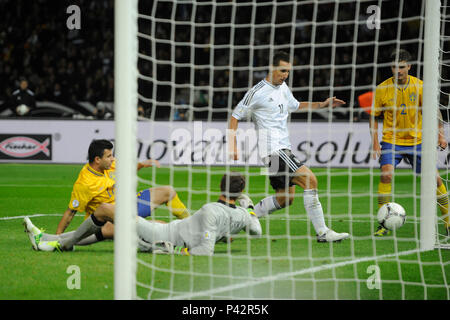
131,0,450,300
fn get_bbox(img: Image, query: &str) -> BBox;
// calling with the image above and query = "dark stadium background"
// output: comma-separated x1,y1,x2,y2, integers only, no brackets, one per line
0,0,447,121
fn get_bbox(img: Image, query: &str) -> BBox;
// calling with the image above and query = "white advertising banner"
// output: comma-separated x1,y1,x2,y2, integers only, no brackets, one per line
0,119,448,169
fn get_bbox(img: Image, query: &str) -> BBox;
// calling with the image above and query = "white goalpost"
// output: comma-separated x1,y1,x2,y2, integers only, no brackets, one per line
421,0,440,251
114,0,449,300
114,0,138,300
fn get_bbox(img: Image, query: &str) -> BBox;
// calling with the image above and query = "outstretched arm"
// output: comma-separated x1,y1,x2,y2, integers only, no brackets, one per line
298,97,346,110
137,159,161,171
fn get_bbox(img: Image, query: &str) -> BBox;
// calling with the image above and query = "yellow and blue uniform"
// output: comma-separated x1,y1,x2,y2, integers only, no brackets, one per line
68,161,152,219
373,74,449,233
373,75,423,172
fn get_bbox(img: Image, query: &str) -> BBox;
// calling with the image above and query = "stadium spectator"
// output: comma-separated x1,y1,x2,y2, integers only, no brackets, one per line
93,102,113,120
0,0,431,121
8,77,36,116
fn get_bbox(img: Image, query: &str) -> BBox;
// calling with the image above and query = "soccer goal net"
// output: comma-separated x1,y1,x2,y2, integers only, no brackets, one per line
115,0,450,300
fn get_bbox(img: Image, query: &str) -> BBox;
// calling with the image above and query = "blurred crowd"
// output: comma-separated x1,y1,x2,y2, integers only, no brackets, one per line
0,0,113,117
0,0,436,120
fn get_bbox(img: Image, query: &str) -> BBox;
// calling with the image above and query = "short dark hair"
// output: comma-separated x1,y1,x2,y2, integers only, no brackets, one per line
272,51,291,67
220,172,246,200
390,49,412,63
88,139,114,163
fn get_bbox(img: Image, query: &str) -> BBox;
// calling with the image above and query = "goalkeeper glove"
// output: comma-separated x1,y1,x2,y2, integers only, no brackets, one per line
151,240,174,254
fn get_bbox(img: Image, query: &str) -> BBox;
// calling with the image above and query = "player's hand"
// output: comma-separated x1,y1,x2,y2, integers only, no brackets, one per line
139,159,161,169
372,142,381,160
152,241,174,254
321,97,346,108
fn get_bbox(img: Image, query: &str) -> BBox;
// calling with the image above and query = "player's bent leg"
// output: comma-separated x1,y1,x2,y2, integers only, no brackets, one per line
137,189,152,218
275,186,296,208
291,165,318,190
100,222,114,239
94,203,115,223
150,186,190,219
253,194,283,218
39,212,107,252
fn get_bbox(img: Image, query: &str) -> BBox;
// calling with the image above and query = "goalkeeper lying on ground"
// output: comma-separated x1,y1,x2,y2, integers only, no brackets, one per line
137,172,262,256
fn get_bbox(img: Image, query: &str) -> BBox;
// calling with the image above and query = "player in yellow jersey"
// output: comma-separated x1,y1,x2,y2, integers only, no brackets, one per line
370,49,449,237
23,139,189,250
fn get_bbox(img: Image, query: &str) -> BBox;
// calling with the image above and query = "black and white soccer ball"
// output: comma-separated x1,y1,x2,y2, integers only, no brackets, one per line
16,104,30,115
377,202,406,230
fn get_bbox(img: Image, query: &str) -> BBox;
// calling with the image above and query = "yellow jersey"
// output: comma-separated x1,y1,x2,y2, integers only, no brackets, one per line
373,75,422,146
68,161,116,219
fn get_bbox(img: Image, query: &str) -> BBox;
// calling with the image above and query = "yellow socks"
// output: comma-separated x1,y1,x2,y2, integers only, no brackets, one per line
437,183,449,228
166,194,190,219
378,182,392,209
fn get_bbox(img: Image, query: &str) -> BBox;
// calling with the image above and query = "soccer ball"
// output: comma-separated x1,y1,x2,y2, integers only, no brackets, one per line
377,202,406,230
16,104,30,116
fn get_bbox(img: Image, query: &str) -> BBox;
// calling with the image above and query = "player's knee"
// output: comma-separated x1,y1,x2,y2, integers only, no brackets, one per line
95,203,115,222
276,195,294,207
309,175,318,189
380,172,393,183
165,186,176,201
287,196,295,206
300,174,317,190
292,168,318,189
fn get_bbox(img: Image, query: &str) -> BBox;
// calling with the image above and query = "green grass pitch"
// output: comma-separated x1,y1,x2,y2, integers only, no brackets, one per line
0,163,449,300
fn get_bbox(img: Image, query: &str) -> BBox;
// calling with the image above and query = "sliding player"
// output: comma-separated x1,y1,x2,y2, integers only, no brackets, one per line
370,49,449,236
228,50,350,242
24,139,189,250
137,173,261,256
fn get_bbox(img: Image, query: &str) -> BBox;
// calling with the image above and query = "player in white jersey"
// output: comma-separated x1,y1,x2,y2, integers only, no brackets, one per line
137,173,262,256
228,51,350,243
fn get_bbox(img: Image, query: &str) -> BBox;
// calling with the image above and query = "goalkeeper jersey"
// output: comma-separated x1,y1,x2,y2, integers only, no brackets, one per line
232,79,300,158
68,161,116,217
372,75,423,146
137,200,262,256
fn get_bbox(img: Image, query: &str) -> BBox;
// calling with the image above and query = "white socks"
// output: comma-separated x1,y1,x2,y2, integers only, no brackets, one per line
303,189,328,236
253,196,282,218
254,190,329,236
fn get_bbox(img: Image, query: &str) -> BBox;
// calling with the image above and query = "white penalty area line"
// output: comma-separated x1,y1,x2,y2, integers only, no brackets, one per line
0,213,81,221
167,248,421,300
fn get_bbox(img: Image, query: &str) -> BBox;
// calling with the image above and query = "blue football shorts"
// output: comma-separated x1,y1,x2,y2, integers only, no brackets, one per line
137,189,152,218
379,142,422,174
